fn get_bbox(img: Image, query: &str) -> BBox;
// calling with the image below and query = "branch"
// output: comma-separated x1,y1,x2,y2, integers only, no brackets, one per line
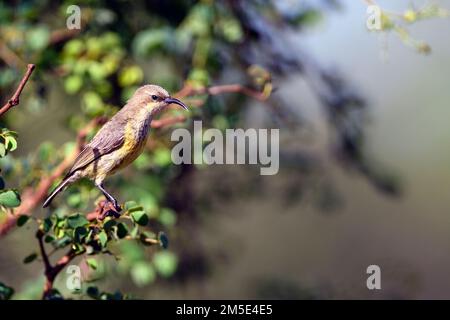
0,64,35,117
0,42,27,68
0,117,106,236
175,82,270,101
37,229,78,299
149,82,270,129
49,29,81,45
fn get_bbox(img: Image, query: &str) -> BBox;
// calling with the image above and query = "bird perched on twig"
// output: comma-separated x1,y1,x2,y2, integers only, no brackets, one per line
43,84,188,211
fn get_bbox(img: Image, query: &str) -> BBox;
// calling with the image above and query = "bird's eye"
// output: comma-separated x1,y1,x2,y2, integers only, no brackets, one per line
151,95,159,101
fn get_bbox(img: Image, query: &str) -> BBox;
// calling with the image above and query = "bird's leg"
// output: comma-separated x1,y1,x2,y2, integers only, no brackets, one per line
96,183,122,212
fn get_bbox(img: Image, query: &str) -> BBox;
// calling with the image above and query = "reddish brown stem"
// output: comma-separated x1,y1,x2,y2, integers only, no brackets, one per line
0,64,35,116
36,229,78,299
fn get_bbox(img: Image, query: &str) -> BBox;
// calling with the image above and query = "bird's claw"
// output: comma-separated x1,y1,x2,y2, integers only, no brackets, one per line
112,201,122,213
97,200,122,220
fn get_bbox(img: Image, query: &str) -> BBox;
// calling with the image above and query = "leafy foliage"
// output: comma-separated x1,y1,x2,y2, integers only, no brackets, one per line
0,0,447,300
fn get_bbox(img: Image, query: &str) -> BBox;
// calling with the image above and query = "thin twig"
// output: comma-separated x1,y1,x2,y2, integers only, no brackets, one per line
175,82,270,101
36,229,79,299
36,229,51,272
0,64,35,116
149,82,270,128
0,42,27,68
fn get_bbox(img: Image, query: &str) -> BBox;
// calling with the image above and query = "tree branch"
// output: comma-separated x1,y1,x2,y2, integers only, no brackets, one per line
37,228,78,299
0,64,35,117
149,82,270,129
0,117,106,236
0,42,27,68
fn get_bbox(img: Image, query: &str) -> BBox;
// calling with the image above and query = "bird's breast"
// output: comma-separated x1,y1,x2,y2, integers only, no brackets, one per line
114,117,151,170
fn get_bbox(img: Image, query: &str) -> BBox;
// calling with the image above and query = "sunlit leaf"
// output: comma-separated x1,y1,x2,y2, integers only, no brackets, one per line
98,230,108,247
131,210,148,226
130,262,155,287
67,214,89,229
153,251,178,278
86,258,98,270
0,190,21,208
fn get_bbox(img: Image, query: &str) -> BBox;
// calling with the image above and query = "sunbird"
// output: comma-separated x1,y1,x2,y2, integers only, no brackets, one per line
43,85,188,211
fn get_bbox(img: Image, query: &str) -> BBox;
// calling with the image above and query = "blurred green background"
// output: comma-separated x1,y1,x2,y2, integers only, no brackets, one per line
1,0,450,299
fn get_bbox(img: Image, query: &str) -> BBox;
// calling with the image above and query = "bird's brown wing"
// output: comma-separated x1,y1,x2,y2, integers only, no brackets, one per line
65,122,125,177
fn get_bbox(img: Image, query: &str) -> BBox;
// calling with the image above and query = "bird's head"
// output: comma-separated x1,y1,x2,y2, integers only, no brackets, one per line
130,84,188,116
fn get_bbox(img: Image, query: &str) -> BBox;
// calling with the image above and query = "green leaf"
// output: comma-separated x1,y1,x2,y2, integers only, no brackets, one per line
42,218,53,233
158,232,169,249
5,136,17,152
0,190,21,208
73,226,88,243
130,225,139,238
142,230,156,239
118,65,143,87
153,148,172,167
53,235,72,248
86,286,100,299
159,208,177,227
153,251,178,278
0,144,5,157
119,241,144,263
98,230,108,247
124,201,140,211
132,29,170,57
44,235,55,243
88,62,107,82
23,253,38,264
82,91,105,117
67,214,89,229
44,288,64,300
17,215,30,227
131,210,148,226
67,193,82,207
26,26,50,51
86,258,98,270
37,142,55,163
63,39,85,57
72,243,85,254
115,223,128,239
0,282,14,300
103,219,117,232
130,262,155,287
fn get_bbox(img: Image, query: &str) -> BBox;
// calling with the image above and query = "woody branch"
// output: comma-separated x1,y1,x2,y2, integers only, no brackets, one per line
36,229,79,299
0,64,35,117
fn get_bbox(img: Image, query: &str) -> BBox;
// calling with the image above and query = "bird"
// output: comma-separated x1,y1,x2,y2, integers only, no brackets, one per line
43,84,188,211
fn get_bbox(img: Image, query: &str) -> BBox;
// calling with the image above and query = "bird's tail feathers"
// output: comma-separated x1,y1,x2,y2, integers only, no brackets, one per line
42,177,71,208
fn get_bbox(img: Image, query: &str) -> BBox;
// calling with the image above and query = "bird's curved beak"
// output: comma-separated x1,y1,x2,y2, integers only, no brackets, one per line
165,97,189,111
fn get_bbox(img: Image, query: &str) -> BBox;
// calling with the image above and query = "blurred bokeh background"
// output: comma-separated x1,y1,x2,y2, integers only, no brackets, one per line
1,0,450,299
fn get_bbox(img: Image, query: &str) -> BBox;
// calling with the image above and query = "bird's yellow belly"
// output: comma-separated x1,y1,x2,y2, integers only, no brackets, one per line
114,138,147,170
85,118,150,183
110,120,149,173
